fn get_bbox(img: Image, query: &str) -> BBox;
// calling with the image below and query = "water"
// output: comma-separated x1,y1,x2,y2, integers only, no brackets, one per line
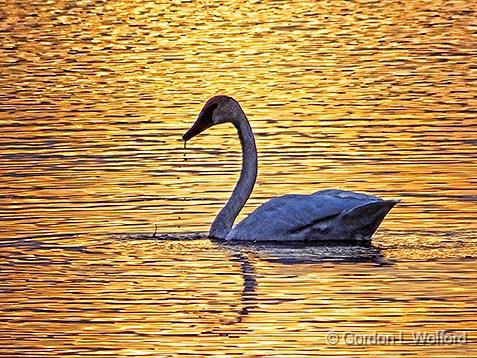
0,0,476,356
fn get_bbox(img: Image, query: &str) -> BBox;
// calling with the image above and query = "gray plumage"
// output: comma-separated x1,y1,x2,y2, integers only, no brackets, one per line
183,96,398,242
228,189,398,242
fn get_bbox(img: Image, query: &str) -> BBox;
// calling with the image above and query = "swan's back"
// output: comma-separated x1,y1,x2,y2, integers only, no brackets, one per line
227,189,397,242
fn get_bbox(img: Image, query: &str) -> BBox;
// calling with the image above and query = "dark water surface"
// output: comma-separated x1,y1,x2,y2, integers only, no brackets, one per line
1,1,476,356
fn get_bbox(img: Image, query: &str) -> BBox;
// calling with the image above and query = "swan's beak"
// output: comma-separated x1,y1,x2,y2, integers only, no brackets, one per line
182,111,214,142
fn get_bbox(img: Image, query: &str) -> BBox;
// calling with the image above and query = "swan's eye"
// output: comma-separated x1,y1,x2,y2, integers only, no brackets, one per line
201,103,219,123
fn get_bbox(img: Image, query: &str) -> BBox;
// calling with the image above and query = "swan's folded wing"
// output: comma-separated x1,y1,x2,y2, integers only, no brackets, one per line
227,190,381,241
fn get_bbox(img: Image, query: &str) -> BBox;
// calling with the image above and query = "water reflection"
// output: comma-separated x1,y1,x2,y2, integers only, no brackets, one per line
1,0,476,356
221,241,389,327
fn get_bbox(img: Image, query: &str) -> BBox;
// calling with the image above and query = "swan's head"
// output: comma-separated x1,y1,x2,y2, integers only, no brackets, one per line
182,95,243,142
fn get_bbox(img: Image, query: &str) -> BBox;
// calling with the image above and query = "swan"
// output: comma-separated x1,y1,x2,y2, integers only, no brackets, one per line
182,95,398,242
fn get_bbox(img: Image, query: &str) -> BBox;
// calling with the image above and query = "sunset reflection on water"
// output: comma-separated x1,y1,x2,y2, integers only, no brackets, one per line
0,0,476,356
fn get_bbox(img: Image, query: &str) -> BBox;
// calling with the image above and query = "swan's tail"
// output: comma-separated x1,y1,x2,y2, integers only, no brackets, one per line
342,199,399,241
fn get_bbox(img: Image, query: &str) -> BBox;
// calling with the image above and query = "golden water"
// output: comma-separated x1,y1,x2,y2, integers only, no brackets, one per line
0,1,476,356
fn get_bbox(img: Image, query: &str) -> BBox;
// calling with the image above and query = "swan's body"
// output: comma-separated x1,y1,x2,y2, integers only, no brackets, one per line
227,190,397,242
183,95,398,242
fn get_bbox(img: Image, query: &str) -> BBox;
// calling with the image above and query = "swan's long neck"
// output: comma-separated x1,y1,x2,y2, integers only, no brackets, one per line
210,114,257,239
